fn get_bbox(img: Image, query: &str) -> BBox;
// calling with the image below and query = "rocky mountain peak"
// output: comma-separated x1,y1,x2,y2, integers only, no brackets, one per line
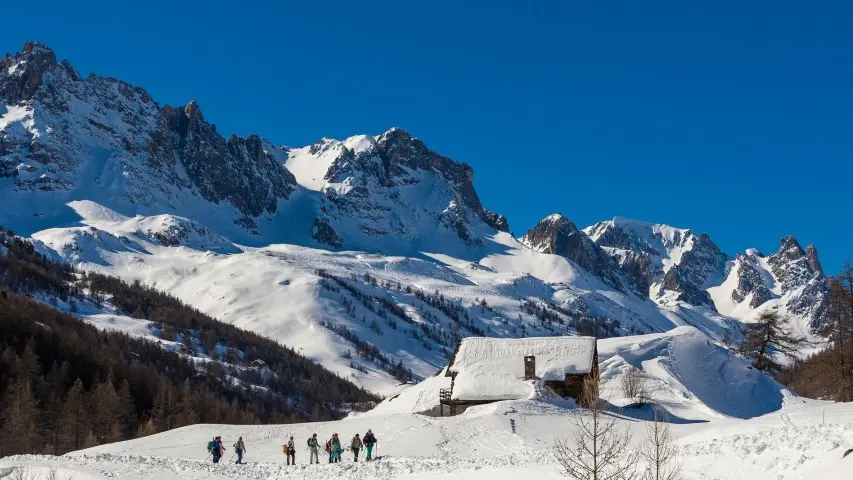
151,99,296,220
805,244,823,277
584,217,729,307
312,128,505,251
762,235,828,327
778,235,805,261
522,213,623,290
1,41,59,103
20,41,57,65
730,252,774,308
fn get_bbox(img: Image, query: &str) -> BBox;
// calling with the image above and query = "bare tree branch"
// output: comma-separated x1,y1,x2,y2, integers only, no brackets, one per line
554,377,639,480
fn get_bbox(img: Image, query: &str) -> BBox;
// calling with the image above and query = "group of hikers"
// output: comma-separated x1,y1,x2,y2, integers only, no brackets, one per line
206,436,247,465
206,429,378,465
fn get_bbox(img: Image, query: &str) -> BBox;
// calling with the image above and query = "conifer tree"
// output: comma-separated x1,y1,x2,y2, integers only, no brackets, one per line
740,310,807,373
61,378,88,451
0,379,39,456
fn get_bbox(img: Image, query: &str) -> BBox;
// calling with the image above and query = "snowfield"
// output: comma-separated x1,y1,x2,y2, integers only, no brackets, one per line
5,329,852,480
2,373,852,479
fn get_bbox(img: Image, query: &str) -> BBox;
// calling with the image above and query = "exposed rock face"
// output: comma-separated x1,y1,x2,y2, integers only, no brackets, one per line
766,236,828,327
730,253,773,308
522,214,623,289
0,41,296,227
311,128,507,251
151,101,296,217
312,218,344,249
584,218,728,307
483,209,509,232
1,41,59,103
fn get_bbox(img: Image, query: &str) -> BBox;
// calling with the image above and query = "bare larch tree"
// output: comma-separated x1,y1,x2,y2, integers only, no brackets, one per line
554,377,638,480
640,407,681,480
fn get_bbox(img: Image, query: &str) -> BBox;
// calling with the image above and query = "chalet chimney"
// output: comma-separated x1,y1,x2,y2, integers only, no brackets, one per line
524,355,535,380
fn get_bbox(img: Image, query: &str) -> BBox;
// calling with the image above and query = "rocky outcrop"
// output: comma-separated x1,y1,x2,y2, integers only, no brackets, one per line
483,209,509,232
0,41,297,226
766,236,827,327
584,218,728,308
312,218,344,249
313,128,507,251
0,41,58,103
151,101,296,217
730,253,774,308
522,214,623,289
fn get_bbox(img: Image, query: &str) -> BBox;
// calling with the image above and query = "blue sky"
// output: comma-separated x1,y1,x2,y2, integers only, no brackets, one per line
2,1,851,272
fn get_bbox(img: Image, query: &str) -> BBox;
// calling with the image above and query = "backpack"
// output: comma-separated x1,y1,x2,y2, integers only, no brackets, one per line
207,441,215,453
325,440,332,453
282,444,289,454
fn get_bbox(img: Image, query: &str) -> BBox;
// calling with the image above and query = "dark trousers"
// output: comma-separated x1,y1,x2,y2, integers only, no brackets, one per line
212,452,221,464
353,448,360,461
287,451,295,465
235,450,243,464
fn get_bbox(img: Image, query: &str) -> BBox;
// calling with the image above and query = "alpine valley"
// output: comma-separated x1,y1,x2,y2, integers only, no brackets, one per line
0,41,830,396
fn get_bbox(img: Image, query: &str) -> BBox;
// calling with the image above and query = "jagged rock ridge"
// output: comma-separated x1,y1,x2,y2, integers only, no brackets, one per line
1,41,297,230
521,214,624,290
584,217,728,307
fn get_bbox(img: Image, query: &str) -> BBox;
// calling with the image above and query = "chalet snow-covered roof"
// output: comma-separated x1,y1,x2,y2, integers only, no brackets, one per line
447,336,596,402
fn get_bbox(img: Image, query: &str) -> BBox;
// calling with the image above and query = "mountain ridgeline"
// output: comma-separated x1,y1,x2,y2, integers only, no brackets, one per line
0,41,840,406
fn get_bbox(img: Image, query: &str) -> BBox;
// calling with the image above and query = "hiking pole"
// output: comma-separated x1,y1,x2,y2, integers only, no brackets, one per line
205,453,212,463
228,452,236,463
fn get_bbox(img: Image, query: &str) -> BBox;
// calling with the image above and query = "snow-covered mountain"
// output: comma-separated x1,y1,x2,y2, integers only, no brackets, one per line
584,216,730,307
285,128,508,255
0,42,831,395
708,235,828,335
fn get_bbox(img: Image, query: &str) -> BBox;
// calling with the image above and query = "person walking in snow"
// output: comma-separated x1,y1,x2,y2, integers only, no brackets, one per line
325,437,333,463
363,429,377,461
331,433,343,463
286,435,296,465
307,433,320,464
351,433,363,462
233,436,246,464
210,436,225,464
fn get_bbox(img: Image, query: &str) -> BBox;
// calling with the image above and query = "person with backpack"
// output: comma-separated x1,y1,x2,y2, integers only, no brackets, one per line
307,433,320,464
331,433,343,463
325,437,333,463
363,429,377,461
207,437,217,462
233,437,246,464
285,435,296,465
350,433,363,462
208,436,225,464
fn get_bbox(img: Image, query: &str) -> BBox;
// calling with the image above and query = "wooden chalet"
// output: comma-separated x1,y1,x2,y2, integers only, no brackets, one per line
439,336,598,415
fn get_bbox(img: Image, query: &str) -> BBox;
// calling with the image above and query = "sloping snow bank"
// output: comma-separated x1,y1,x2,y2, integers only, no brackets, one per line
598,326,789,420
359,369,451,417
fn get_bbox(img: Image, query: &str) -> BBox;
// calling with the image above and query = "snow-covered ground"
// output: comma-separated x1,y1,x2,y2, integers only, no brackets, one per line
3,330,852,480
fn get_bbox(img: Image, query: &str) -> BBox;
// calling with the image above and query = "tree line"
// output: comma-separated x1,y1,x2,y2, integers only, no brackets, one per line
0,227,378,457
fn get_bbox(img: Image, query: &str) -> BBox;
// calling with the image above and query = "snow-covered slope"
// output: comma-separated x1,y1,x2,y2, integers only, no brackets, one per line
2,330,849,480
598,326,789,420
